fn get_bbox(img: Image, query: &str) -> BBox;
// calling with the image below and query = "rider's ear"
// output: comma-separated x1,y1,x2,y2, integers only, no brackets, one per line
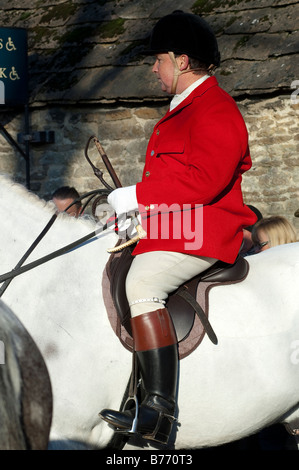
178,55,189,71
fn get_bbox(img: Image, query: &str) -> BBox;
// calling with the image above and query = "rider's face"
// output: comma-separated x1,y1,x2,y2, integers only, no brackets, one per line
53,197,81,217
152,54,175,94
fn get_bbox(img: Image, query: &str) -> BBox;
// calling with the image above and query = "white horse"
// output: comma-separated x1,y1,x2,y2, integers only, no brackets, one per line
0,174,299,450
0,298,52,449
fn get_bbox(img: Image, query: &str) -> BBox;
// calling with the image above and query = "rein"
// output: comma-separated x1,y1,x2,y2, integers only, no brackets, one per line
0,218,115,287
0,137,119,297
0,213,57,297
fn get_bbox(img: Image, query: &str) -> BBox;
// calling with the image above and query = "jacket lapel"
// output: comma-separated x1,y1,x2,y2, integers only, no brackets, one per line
157,76,219,126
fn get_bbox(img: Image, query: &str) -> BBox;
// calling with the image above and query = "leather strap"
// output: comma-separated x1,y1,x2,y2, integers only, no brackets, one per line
168,51,213,94
177,288,218,345
131,309,177,352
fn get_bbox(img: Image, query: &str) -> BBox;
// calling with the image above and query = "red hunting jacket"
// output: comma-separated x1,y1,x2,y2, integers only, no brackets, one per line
133,76,256,264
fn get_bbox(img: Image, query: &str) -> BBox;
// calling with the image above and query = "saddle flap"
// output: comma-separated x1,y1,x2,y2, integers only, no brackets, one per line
107,244,134,336
103,249,249,359
166,285,196,343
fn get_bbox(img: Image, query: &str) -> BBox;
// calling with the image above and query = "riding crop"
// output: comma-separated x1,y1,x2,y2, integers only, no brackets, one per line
87,136,146,253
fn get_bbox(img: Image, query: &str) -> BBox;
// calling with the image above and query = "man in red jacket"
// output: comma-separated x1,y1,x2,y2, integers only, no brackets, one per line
99,10,256,444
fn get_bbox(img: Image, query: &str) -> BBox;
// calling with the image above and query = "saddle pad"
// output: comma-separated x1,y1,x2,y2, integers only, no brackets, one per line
102,266,213,360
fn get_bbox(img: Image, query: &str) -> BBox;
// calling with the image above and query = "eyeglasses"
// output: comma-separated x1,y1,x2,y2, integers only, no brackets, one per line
256,241,269,249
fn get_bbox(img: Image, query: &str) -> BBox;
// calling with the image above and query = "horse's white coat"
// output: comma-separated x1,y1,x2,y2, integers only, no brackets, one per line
0,174,299,449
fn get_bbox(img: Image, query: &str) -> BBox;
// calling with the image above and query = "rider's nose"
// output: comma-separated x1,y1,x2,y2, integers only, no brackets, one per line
152,60,158,73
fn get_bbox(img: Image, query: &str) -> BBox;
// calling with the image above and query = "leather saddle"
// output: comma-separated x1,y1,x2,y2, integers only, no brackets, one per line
104,244,249,358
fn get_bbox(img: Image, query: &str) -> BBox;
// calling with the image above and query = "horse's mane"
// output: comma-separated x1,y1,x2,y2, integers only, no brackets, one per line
0,173,53,213
0,173,97,230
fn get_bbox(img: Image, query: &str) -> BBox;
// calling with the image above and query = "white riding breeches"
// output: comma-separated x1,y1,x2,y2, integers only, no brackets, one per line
126,251,217,317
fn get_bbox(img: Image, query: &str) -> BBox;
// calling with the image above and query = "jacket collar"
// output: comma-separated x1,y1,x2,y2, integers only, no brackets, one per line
170,74,210,111
160,76,219,123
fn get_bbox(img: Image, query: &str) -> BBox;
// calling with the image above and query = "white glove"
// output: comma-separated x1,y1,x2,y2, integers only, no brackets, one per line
107,185,138,216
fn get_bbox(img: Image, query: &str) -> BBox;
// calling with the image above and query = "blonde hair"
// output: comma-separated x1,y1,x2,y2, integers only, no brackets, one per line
252,216,297,248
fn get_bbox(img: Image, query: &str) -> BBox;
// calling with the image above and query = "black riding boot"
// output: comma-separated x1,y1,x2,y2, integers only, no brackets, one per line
99,308,178,444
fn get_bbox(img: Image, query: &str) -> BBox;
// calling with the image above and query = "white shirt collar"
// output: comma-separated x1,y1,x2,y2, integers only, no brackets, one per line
169,75,210,111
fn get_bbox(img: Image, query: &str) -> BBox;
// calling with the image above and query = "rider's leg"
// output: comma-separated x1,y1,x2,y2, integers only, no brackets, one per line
99,251,217,444
127,251,217,316
100,307,178,444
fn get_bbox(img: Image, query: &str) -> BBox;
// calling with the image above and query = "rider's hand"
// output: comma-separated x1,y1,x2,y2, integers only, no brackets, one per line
107,185,138,216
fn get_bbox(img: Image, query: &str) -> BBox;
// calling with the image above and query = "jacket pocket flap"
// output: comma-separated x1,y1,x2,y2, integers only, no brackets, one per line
157,140,185,155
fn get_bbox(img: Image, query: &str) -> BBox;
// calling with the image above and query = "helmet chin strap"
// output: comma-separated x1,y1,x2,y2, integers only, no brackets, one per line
168,51,188,94
168,51,215,94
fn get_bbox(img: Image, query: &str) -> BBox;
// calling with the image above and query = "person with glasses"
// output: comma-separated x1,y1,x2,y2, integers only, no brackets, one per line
252,215,297,253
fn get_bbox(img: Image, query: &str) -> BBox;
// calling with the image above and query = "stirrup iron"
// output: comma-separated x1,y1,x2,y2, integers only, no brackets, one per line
116,394,139,434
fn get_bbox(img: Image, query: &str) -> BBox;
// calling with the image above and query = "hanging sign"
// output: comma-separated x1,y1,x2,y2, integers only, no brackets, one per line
0,27,28,106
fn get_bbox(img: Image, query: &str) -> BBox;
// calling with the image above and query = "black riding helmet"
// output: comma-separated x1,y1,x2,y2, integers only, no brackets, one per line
146,10,220,68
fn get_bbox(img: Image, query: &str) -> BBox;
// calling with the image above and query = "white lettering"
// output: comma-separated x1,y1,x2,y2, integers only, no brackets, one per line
290,80,299,104
6,37,16,52
106,455,141,467
0,340,4,364
290,340,299,365
0,80,4,104
0,68,7,79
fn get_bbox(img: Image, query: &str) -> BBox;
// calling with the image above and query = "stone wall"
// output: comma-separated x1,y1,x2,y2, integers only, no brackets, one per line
241,95,299,234
1,93,298,234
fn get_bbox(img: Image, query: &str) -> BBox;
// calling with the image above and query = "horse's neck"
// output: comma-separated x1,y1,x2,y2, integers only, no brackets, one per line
2,184,92,251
